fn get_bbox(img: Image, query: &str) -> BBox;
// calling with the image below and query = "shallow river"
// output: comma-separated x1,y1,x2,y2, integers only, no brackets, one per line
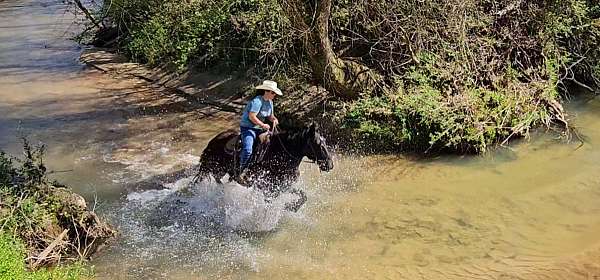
2,1,600,279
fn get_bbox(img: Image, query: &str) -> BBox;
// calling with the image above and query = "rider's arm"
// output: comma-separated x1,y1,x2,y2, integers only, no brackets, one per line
267,100,278,127
249,112,270,130
267,115,279,127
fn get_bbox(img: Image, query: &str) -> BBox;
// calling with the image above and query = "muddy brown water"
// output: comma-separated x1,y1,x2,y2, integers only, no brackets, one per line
2,1,600,279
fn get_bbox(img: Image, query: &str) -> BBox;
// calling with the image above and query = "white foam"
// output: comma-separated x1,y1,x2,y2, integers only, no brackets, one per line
223,183,299,232
102,174,321,275
123,176,303,233
126,177,192,204
101,140,200,183
126,188,176,204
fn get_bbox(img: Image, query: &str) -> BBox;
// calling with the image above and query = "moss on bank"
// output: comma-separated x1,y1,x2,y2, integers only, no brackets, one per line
0,140,115,279
88,0,600,153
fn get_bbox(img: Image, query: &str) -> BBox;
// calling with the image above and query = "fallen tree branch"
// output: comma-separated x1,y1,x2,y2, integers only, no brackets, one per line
569,78,595,92
30,229,69,269
69,0,104,29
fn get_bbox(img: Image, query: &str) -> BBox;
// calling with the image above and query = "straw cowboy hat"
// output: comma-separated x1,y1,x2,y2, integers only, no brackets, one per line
256,80,283,96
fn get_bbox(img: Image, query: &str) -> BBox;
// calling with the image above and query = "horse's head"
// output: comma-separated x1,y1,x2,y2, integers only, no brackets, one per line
303,123,334,172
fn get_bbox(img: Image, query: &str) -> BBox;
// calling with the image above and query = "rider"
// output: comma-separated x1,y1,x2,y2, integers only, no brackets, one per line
237,80,282,182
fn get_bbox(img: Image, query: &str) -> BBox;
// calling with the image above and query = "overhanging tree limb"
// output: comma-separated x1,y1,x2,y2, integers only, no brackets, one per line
70,0,104,29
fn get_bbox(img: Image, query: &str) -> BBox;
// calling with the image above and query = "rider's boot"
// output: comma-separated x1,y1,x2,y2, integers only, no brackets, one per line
235,167,248,185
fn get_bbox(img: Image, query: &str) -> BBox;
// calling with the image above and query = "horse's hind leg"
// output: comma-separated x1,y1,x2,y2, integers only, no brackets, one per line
284,188,307,212
192,164,208,185
213,170,228,184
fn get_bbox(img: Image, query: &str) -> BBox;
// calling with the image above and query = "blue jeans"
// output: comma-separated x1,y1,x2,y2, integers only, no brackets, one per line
240,126,262,170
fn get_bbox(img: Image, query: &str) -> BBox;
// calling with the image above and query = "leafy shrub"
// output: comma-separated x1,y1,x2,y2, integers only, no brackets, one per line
0,139,113,275
0,234,90,280
344,55,558,153
0,151,14,187
109,0,291,71
98,0,600,153
341,0,599,153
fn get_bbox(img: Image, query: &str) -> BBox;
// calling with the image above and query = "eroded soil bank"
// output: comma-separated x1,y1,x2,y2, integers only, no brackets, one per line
1,0,600,279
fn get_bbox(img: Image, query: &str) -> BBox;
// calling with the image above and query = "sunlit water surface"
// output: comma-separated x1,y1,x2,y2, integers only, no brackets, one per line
1,1,600,279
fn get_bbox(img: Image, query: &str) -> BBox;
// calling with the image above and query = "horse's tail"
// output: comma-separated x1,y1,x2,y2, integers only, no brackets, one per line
191,160,210,185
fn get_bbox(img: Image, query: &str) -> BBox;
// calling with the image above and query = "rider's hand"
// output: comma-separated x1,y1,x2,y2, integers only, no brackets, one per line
261,123,271,131
272,119,279,128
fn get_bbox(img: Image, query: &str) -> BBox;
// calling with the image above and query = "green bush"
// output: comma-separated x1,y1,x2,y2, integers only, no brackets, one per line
0,151,14,186
111,0,290,71
0,140,108,279
0,140,57,239
344,57,558,153
0,234,90,280
98,0,600,153
341,0,599,153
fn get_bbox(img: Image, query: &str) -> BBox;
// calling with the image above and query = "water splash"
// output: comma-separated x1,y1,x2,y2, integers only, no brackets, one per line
126,177,301,232
96,175,306,277
223,182,299,232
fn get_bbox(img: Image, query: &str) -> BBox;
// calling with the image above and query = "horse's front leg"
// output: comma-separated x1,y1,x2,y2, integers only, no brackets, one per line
284,188,307,212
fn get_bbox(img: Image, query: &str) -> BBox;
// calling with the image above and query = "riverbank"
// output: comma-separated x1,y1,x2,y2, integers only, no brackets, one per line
0,140,115,277
84,0,600,153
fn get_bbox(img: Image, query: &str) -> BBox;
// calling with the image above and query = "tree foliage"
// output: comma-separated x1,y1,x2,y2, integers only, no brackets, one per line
94,0,600,153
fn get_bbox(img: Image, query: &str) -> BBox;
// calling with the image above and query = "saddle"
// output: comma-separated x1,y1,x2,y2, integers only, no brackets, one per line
224,132,271,157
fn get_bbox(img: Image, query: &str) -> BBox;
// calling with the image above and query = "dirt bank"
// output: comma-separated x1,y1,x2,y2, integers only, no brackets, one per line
1,144,115,269
79,49,346,144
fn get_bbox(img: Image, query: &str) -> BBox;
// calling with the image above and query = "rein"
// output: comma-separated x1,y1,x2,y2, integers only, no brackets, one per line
273,127,318,165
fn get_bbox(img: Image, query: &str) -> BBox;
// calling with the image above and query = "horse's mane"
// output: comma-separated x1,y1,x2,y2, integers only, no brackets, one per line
273,125,310,142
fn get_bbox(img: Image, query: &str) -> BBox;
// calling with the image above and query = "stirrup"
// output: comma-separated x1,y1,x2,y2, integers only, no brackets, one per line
235,169,249,185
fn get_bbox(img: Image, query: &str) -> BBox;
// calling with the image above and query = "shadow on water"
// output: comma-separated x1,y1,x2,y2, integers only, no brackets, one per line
121,167,202,194
0,73,235,144
1,78,237,125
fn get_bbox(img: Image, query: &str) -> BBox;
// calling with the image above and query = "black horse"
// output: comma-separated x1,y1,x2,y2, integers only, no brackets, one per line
194,123,334,211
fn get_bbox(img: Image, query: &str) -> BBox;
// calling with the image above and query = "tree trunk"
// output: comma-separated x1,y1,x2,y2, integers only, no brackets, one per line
281,0,380,99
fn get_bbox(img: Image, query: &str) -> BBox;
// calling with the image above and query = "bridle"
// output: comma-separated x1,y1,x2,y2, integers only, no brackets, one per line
273,126,324,166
